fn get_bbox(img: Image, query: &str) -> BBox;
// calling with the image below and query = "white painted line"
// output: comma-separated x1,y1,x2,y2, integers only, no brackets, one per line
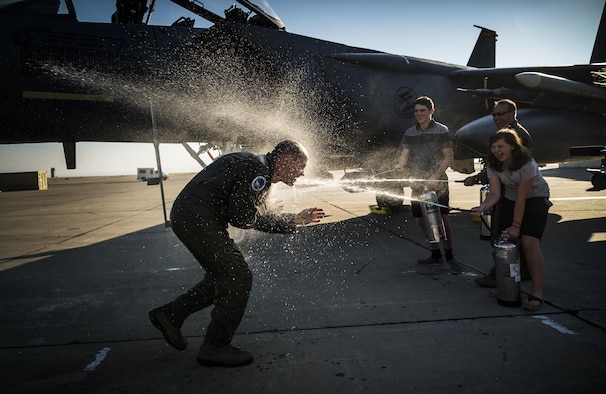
84,347,111,371
533,315,577,335
551,196,606,201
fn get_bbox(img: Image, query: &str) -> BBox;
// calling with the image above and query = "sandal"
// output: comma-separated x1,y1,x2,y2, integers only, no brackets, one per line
523,294,544,311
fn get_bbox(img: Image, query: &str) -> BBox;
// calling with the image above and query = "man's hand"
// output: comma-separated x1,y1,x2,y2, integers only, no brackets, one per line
463,175,478,186
470,206,483,217
295,207,325,225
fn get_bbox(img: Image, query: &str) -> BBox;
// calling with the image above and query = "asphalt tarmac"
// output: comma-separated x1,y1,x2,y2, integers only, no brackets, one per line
1,165,605,393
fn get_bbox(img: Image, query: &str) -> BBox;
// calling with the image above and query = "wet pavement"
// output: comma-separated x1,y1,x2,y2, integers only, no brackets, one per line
1,165,605,393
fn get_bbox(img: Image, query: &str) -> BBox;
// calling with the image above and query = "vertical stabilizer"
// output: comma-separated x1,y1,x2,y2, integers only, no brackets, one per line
590,2,606,63
62,141,76,169
467,25,497,68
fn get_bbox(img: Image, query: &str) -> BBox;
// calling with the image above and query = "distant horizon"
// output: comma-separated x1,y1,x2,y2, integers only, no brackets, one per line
0,142,206,177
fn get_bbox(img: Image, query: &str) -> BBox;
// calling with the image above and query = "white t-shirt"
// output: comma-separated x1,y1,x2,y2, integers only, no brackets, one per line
487,159,550,201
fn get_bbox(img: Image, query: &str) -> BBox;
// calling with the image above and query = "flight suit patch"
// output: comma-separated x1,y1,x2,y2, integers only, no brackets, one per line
251,176,267,192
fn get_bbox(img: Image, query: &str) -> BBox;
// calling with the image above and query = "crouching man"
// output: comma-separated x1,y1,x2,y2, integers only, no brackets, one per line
150,140,325,367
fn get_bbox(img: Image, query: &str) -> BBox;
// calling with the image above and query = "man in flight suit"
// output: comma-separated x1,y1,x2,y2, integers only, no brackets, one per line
150,140,325,367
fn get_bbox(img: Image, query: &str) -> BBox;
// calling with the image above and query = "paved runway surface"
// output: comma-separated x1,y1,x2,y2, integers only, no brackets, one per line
1,165,605,393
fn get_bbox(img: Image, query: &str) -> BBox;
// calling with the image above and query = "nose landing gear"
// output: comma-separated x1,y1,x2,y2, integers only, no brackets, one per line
570,146,606,190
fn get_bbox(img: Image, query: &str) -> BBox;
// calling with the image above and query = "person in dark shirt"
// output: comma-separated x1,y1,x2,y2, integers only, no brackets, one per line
395,96,462,274
464,99,533,186
150,140,325,367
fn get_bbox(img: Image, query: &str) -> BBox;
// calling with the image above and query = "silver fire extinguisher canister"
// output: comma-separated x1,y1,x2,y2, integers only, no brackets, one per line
494,231,521,307
480,185,492,240
420,191,446,243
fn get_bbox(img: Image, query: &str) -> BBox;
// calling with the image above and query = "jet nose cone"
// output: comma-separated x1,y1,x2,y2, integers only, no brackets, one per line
454,116,495,158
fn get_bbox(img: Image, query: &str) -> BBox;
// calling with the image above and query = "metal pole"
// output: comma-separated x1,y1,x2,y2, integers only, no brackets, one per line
150,100,170,227
145,0,156,25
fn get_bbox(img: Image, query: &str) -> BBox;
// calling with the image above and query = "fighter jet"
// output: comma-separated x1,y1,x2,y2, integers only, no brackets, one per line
0,0,605,188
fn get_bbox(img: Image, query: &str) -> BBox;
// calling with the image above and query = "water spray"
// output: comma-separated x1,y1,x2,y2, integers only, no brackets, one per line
339,173,464,195
370,169,397,178
337,173,472,212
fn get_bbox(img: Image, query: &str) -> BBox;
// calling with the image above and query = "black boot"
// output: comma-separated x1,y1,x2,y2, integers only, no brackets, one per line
149,305,187,351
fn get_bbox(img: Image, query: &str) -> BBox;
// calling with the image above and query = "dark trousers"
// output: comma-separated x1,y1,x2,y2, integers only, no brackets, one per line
167,211,252,347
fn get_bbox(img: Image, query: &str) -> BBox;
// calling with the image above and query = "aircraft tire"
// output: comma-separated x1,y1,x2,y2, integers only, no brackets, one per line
591,173,606,190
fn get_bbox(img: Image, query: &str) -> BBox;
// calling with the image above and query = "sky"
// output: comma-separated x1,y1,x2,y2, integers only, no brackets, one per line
0,0,604,177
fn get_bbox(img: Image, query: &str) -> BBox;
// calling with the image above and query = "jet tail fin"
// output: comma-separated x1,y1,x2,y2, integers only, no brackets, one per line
590,2,606,63
467,25,497,68
63,142,76,169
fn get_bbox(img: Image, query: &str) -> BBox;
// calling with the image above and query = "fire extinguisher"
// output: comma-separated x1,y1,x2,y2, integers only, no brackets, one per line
419,191,446,243
494,231,521,307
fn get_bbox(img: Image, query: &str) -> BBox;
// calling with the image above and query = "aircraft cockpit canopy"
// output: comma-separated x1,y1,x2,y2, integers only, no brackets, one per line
234,0,285,30
112,0,148,24
0,0,286,31
170,0,285,31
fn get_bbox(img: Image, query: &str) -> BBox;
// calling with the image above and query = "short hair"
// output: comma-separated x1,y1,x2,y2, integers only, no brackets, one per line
271,140,308,159
414,96,434,111
494,99,517,113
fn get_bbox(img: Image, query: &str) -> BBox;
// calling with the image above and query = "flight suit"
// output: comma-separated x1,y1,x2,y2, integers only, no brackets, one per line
165,151,296,347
